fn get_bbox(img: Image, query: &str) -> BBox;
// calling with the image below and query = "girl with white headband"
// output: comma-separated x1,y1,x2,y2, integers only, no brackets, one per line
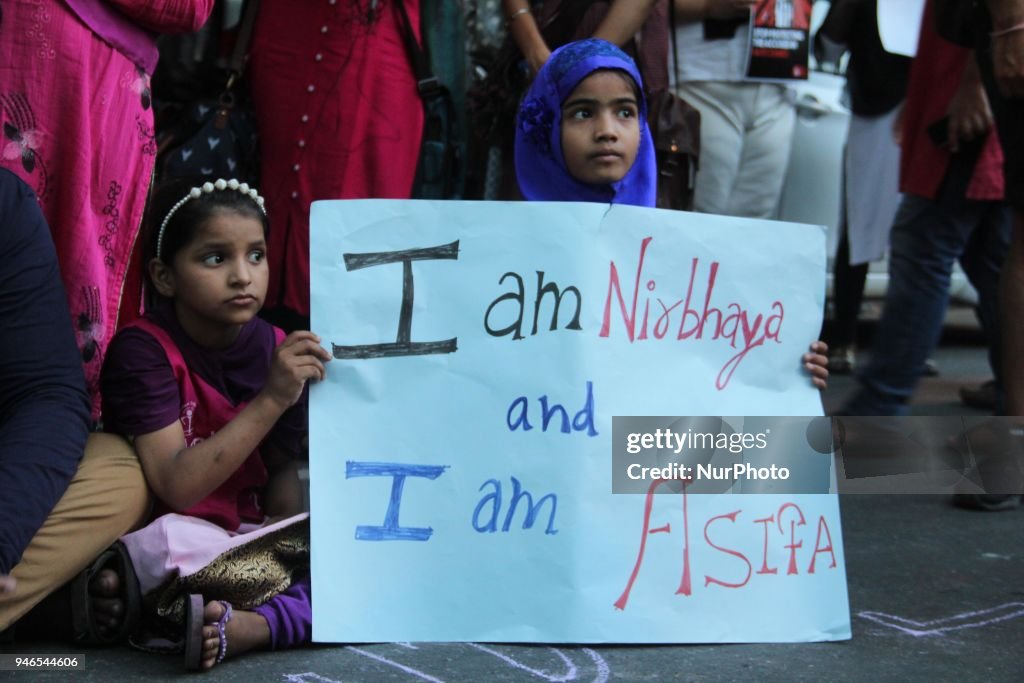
100,177,331,670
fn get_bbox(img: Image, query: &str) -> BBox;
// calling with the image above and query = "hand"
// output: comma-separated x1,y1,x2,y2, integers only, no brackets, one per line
804,341,829,390
992,29,1024,99
262,331,332,410
706,0,756,20
946,60,993,153
0,574,16,596
892,104,904,146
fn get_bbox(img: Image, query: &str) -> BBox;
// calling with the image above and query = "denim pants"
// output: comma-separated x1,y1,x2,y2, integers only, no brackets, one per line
843,191,1011,415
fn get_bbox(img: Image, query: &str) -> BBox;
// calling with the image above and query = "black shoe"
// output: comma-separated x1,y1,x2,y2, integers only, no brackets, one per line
959,380,998,411
953,494,1023,511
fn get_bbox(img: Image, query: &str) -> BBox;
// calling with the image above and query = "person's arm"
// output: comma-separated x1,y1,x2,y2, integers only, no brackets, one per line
103,0,215,34
814,0,865,68
591,0,660,47
504,0,660,74
132,331,329,511
0,172,90,578
503,1,551,74
946,52,994,152
674,0,756,22
986,0,1024,98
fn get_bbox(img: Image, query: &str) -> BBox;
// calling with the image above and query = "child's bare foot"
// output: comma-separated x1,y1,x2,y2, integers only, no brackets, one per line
199,600,270,670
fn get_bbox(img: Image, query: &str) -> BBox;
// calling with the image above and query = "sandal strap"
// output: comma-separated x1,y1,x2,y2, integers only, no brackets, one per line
215,602,233,664
70,541,141,646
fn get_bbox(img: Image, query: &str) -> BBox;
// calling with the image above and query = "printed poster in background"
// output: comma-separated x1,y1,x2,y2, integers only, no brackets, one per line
747,0,812,80
309,200,851,644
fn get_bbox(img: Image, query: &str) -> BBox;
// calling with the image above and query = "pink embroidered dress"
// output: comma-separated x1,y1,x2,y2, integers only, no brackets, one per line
0,0,213,418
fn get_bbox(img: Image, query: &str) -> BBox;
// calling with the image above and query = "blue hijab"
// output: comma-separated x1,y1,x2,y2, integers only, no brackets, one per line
514,39,657,207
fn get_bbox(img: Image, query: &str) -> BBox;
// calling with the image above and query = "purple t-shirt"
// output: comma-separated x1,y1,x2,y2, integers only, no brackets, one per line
101,304,306,457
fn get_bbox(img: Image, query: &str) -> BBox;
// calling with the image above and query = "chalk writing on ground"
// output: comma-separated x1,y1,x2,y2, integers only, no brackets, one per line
857,602,1024,637
284,644,612,683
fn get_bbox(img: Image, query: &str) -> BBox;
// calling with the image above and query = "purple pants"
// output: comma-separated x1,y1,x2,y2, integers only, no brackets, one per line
252,575,312,649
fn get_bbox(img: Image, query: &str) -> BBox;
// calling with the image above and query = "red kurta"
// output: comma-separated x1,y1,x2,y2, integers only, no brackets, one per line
900,0,1004,202
249,0,425,319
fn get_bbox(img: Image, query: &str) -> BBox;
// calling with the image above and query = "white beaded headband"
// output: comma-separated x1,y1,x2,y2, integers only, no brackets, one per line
156,178,267,261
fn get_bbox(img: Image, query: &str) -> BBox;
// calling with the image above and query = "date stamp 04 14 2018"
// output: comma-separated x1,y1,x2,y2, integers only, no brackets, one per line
0,654,84,671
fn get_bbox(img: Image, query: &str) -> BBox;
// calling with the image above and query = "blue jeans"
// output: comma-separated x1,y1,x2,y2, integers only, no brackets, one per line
842,192,1011,416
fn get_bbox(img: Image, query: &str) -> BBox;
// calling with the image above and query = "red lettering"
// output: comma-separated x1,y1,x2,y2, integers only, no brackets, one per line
777,502,806,575
677,258,702,340
764,302,784,340
808,516,837,573
653,297,682,339
638,281,654,340
703,511,753,589
699,262,722,339
600,237,652,341
753,514,778,575
614,478,690,610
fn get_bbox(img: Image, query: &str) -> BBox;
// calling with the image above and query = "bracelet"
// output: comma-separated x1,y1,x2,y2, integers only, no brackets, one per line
992,20,1024,37
506,7,530,26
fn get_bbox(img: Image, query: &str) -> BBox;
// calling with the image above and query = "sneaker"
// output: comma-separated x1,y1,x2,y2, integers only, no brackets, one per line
828,345,855,374
959,379,998,411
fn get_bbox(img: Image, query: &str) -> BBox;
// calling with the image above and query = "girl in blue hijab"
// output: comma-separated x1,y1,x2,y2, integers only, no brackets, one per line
514,39,657,207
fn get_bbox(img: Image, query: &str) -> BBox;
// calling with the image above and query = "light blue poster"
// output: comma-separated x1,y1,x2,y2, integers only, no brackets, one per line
309,200,851,643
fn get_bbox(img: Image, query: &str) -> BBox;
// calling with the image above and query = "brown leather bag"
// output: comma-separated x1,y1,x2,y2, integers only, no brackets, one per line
647,88,701,211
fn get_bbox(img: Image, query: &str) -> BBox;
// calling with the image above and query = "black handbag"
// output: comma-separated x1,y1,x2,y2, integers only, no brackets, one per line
155,0,261,185
395,1,462,199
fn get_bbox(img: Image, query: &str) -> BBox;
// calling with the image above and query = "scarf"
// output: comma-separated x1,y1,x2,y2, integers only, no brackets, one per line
514,38,657,207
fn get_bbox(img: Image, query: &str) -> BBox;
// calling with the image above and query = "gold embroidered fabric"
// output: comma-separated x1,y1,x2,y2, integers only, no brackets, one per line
148,517,310,626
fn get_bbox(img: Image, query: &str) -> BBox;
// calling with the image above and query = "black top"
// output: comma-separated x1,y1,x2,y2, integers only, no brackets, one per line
0,168,90,574
817,0,912,116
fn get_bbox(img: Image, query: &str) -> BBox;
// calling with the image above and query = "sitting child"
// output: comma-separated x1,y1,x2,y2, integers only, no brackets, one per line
101,178,331,670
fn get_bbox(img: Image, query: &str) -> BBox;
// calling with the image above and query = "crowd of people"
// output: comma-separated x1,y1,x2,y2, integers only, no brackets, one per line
0,0,1021,671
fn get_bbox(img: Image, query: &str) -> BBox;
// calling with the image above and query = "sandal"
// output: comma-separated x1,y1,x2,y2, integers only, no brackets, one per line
12,541,140,646
68,541,141,646
184,595,233,671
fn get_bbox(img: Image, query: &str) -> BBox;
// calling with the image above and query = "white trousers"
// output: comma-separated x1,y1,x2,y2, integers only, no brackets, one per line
675,80,796,218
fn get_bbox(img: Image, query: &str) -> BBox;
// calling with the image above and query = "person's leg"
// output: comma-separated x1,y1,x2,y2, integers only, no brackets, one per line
194,576,311,669
675,81,747,215
252,575,311,650
195,600,271,670
1001,211,1024,414
842,193,983,415
830,219,870,351
726,83,796,219
958,201,1012,395
975,14,1024,414
0,433,150,631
